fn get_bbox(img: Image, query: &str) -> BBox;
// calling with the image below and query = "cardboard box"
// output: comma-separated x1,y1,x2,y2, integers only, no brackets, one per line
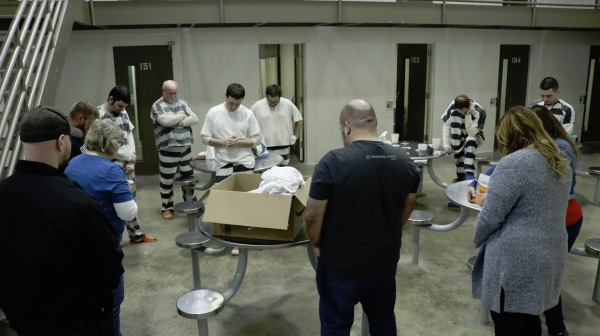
201,173,311,241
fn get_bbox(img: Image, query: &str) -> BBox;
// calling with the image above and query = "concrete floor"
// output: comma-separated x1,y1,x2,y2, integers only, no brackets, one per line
2,149,600,336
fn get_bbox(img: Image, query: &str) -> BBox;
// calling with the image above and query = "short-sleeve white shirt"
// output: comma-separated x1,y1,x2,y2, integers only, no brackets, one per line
200,103,261,168
250,97,302,147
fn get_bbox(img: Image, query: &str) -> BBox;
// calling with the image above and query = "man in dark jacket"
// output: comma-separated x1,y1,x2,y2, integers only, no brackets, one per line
0,106,124,336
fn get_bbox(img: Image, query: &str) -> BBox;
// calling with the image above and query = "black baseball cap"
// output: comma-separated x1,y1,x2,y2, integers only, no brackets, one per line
19,106,79,143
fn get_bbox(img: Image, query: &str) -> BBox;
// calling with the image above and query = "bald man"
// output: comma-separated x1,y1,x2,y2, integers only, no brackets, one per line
305,99,420,335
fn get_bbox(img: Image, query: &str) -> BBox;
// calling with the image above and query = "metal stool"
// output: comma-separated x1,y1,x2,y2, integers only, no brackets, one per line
466,255,489,324
176,232,222,336
589,167,600,206
584,238,600,302
409,210,433,265
176,232,210,289
413,160,428,196
175,174,201,201
475,156,491,176
177,289,225,336
576,167,600,206
174,201,205,232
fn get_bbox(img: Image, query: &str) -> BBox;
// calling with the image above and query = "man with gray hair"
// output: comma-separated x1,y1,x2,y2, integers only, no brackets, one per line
151,80,199,220
0,106,124,335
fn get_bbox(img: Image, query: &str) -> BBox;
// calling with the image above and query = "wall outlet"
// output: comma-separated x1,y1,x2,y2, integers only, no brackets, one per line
386,101,393,109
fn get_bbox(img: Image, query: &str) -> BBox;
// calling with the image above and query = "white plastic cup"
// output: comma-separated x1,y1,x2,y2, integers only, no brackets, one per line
432,138,441,149
391,133,400,143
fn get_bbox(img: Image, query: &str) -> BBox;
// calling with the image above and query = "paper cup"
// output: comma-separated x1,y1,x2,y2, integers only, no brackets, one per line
391,133,399,143
432,138,441,149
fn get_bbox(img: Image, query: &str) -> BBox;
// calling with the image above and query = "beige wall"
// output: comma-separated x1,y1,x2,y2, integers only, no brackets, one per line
55,27,600,165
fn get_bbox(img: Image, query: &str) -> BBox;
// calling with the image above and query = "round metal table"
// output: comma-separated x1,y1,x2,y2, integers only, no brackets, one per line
445,180,481,212
194,219,372,335
190,153,284,175
392,141,447,193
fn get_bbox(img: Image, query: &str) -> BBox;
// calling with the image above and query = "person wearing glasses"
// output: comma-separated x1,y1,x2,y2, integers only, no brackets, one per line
250,84,303,166
100,85,157,243
306,99,420,335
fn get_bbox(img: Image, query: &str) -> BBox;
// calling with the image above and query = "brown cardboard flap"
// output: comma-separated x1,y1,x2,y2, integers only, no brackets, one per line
294,177,311,206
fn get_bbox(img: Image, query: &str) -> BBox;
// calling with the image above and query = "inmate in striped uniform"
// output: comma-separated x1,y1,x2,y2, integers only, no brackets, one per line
529,99,575,135
98,107,147,241
441,99,486,181
151,96,199,212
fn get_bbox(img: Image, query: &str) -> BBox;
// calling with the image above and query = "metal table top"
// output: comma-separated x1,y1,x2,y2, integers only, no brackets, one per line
445,180,482,212
392,140,445,160
198,219,309,249
190,153,283,174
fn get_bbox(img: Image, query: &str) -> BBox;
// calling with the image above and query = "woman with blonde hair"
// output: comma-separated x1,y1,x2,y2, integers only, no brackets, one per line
471,106,571,335
66,119,137,336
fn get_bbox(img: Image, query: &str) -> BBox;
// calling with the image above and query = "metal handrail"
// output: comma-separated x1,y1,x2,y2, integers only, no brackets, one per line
0,0,70,179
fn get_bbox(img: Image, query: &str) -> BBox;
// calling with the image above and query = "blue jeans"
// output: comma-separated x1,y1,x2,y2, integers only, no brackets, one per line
316,260,397,336
543,217,583,334
112,274,124,336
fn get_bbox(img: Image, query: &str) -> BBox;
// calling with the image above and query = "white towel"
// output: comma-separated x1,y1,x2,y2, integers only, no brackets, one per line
249,166,304,194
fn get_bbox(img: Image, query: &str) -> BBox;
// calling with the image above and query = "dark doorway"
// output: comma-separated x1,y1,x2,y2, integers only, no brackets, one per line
495,44,530,148
495,45,530,121
395,44,430,142
113,45,174,175
258,43,306,162
582,46,600,143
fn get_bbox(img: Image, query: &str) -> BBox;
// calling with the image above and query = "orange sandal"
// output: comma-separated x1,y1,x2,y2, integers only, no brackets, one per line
130,234,158,244
162,210,174,220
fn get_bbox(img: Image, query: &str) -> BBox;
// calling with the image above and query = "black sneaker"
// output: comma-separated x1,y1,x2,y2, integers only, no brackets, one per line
448,202,460,209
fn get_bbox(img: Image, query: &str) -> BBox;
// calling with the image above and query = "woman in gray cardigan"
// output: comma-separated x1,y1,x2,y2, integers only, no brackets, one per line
471,106,571,335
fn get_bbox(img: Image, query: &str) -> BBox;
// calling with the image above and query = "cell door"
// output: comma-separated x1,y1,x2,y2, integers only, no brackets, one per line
495,45,530,121
113,45,174,175
495,45,530,148
582,46,600,143
395,44,431,142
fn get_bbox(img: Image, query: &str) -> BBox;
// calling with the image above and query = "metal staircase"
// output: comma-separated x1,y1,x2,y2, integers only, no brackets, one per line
0,0,82,179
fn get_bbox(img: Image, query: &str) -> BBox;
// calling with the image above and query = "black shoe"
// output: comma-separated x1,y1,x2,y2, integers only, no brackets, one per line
548,330,569,336
448,202,460,209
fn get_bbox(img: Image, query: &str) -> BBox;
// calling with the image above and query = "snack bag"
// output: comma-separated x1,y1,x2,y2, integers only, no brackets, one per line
477,173,490,194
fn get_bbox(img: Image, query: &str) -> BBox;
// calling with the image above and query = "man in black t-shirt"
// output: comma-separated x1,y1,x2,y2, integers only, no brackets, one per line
306,99,420,335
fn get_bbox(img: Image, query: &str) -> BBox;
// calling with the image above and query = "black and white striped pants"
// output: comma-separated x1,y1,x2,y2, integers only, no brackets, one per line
159,146,195,211
452,136,479,178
